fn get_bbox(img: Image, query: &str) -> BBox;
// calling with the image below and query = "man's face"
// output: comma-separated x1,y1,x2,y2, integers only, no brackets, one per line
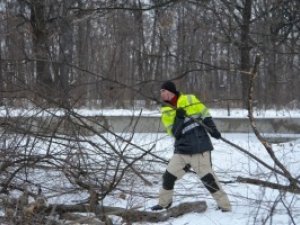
160,89,174,101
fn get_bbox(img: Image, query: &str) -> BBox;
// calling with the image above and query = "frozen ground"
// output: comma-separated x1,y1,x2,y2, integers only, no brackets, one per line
1,132,299,224
0,108,299,224
1,107,300,118
100,133,300,225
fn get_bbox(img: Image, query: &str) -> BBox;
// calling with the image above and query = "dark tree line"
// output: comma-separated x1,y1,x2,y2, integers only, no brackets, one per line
0,0,299,109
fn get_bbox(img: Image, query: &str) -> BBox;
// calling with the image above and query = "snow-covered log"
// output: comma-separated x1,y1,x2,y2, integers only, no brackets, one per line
47,200,207,223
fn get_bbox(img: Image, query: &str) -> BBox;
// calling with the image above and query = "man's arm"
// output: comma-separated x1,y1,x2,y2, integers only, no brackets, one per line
203,117,221,139
171,108,186,139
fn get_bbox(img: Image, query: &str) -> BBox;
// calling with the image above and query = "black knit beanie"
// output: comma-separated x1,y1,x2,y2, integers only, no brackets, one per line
161,81,178,95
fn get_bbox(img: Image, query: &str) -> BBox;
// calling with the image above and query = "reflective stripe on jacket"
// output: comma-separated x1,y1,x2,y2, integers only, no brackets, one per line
160,93,214,154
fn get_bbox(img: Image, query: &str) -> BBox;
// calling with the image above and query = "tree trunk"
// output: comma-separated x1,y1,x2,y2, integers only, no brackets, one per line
240,0,253,108
57,2,73,108
30,0,54,103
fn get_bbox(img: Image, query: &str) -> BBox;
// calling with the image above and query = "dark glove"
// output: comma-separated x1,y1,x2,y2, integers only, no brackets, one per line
203,117,221,139
176,108,186,118
210,129,221,139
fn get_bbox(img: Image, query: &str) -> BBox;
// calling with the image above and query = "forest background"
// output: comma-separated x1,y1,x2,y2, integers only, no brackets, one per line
0,0,299,110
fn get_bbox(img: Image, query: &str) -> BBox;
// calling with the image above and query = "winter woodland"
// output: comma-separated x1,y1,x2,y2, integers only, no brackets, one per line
0,1,299,225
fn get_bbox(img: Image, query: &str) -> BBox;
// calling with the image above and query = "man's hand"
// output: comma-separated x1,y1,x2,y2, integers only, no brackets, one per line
176,108,186,118
210,129,221,139
203,117,221,139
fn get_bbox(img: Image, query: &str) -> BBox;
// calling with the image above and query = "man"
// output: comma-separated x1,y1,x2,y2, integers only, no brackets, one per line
151,81,231,212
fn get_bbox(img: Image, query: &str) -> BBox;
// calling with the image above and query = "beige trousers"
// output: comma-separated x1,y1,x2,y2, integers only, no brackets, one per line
158,152,231,211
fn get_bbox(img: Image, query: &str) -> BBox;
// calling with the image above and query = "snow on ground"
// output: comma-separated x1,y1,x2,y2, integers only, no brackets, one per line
1,108,300,224
154,134,299,225
1,107,300,118
95,108,300,118
1,132,299,224
102,133,300,225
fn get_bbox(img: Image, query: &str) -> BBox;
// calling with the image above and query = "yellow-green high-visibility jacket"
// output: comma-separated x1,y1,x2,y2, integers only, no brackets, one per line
160,93,215,154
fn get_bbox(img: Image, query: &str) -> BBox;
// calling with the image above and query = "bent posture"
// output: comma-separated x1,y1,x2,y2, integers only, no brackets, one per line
151,81,231,212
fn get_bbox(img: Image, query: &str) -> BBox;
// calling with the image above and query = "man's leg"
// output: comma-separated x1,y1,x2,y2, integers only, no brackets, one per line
156,154,187,209
191,152,231,212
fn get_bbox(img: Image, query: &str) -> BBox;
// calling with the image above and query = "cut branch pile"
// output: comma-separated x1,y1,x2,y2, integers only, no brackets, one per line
1,194,207,224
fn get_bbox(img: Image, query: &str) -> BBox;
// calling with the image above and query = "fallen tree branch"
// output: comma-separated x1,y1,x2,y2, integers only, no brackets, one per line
46,200,207,223
237,176,300,194
247,54,299,187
